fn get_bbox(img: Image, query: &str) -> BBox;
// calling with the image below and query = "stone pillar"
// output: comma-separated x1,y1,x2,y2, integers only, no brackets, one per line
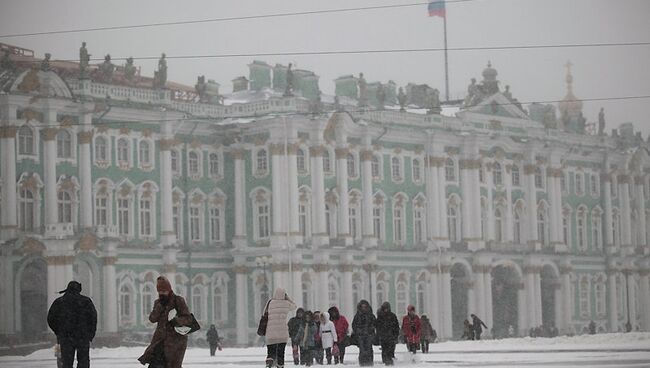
635,177,647,247
472,264,486,324
78,128,93,230
428,267,441,334
626,270,637,329
0,126,17,240
0,251,15,334
335,147,351,245
639,271,650,331
533,271,543,326
310,145,328,247
341,263,354,320
426,156,441,244
517,283,527,336
232,148,247,248
287,143,300,242
607,269,618,332
361,149,376,247
43,128,59,225
270,143,287,247
602,173,614,248
102,242,118,333
234,265,249,345
561,264,573,333
484,268,494,332
505,164,514,242
547,167,564,247
316,263,330,309
524,163,539,246
524,266,538,329
460,138,482,250
485,168,495,242
440,265,453,338
619,175,633,250
292,263,303,308
159,131,176,247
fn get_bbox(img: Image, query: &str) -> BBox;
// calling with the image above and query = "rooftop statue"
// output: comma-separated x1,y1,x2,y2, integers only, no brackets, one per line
99,54,114,83
464,78,481,107
79,42,90,78
283,63,294,97
124,57,136,83
376,83,386,110
397,87,407,112
41,53,51,72
357,72,368,107
195,75,221,104
426,88,441,115
598,108,606,136
153,53,167,89
503,85,512,100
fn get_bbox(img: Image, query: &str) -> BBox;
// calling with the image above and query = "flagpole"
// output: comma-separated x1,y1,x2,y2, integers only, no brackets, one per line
443,4,450,102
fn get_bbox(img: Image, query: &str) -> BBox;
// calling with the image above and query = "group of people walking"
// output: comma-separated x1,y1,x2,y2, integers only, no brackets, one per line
263,288,439,368
461,314,488,341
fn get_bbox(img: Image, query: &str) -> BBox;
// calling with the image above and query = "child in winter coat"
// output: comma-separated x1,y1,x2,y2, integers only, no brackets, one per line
401,305,422,354
327,306,349,365
320,312,338,364
296,311,318,366
419,315,435,353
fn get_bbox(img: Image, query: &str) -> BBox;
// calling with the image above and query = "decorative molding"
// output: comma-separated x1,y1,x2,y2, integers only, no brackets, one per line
46,255,75,266
269,143,285,155
335,147,349,159
0,126,17,138
360,149,374,162
459,159,481,170
309,145,326,157
233,265,248,274
617,174,630,184
77,232,98,251
524,164,537,175
313,264,330,272
102,256,118,266
78,131,93,144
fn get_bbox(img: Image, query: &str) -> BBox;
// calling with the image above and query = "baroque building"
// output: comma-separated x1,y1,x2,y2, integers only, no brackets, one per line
1,43,649,345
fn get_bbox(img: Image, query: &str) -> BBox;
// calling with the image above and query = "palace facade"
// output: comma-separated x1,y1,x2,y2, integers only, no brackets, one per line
1,44,649,345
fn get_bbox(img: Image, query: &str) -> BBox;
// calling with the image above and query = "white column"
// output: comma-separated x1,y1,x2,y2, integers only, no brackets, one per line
437,164,449,241
525,164,538,244
627,271,637,329
0,126,17,240
517,285,527,336
525,268,537,329
639,272,650,331
635,177,647,246
603,174,614,247
317,264,329,310
473,265,486,323
426,157,441,242
235,266,249,345
485,169,495,242
561,267,573,333
369,266,378,313
341,265,354,319
159,132,175,246
484,270,494,332
0,255,15,334
311,146,328,247
102,243,118,333
335,148,351,244
548,169,562,244
441,268,453,338
607,270,618,332
270,144,286,247
43,129,59,225
428,270,440,334
534,272,543,326
78,110,93,230
233,149,247,248
361,149,376,247
619,175,633,248
287,144,300,238
292,266,303,308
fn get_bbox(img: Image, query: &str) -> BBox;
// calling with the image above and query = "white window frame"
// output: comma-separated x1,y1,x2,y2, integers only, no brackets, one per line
117,196,133,239
139,196,155,240
447,197,461,243
346,152,358,179
118,280,136,326
93,134,110,167
254,148,269,177
189,202,204,243
323,148,334,176
187,149,203,179
140,282,156,326
392,198,406,245
17,124,38,160
591,208,603,250
511,165,521,187
590,173,600,197
18,188,37,231
297,147,308,174
251,189,271,241
208,151,223,179
138,138,154,170
493,162,503,186
171,149,181,177
445,158,457,182
56,129,74,161
578,275,591,319
534,167,545,189
212,279,228,323
576,207,587,251
413,197,426,245
209,205,224,244
116,137,132,169
391,156,403,183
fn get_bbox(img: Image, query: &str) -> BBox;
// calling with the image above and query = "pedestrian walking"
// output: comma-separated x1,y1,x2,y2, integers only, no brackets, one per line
297,311,318,366
138,276,196,368
461,319,474,340
313,311,324,364
375,302,399,365
327,306,349,365
47,281,97,368
288,308,305,365
470,314,488,341
419,315,435,353
319,312,338,364
264,288,297,368
351,300,376,367
401,305,421,354
207,324,221,356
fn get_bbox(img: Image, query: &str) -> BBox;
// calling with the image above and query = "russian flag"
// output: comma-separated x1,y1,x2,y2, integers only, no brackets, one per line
428,1,446,17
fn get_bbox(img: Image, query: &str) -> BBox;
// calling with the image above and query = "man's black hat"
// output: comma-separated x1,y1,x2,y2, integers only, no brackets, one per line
59,281,82,294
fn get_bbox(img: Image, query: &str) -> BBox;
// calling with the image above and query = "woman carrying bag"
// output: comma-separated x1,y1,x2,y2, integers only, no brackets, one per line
259,287,296,368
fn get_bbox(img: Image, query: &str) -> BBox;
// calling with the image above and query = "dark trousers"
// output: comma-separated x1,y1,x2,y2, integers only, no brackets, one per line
267,343,287,367
334,342,346,364
324,347,332,364
292,343,300,365
420,340,429,353
380,341,396,365
315,346,323,364
302,348,314,366
407,342,418,354
474,330,482,340
59,337,90,368
210,343,218,356
357,335,374,366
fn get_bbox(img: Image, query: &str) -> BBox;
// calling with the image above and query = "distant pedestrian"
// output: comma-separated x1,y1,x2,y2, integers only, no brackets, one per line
207,324,221,356
47,281,97,368
297,311,318,366
470,314,488,341
461,319,474,340
319,312,338,364
264,288,297,368
327,306,349,364
588,320,596,335
288,308,305,365
401,305,421,354
313,311,324,364
419,315,435,353
352,300,376,367
376,302,399,365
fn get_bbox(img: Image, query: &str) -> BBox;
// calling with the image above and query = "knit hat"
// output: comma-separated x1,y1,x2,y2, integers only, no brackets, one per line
156,276,172,293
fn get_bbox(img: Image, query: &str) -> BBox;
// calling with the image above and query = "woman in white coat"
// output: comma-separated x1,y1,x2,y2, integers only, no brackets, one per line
319,312,338,364
265,288,296,368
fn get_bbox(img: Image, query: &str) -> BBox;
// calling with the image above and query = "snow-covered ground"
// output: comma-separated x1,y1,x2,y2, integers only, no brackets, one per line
2,333,650,368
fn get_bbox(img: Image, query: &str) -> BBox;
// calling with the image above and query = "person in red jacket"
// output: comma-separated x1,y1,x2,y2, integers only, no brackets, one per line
401,305,421,354
327,306,349,364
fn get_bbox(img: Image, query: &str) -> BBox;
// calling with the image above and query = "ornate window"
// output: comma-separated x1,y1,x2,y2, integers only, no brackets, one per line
612,209,621,248
562,206,572,245
188,151,200,177
576,206,587,251
413,195,426,244
18,188,35,231
56,130,72,158
479,164,485,183
371,155,381,179
118,282,135,326
445,158,456,182
302,274,315,310
578,275,590,319
209,153,221,178
297,148,307,174
57,190,73,223
395,278,408,316
212,279,228,323
590,174,599,196
575,172,584,196
117,138,130,166
323,149,332,174
141,282,156,325
347,153,356,178
117,197,131,237
537,202,549,246
376,274,388,305
494,208,504,242
493,162,503,186
209,205,224,243
561,171,567,193
173,200,183,241
328,278,340,307
139,197,154,238
18,125,34,155
416,280,426,315
139,140,151,167
189,201,203,242
534,167,544,189
391,156,402,181
352,278,363,308
372,194,385,241
591,208,603,250
412,158,422,183
256,149,268,175
392,195,406,245
511,165,521,186
171,150,180,176
594,275,606,317
514,202,524,244
252,189,271,241
95,191,109,227
326,203,337,239
192,285,206,323
447,196,461,243
349,192,361,242
94,136,108,163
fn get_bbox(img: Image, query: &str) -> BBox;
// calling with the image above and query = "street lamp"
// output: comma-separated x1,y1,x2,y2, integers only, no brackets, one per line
255,256,271,289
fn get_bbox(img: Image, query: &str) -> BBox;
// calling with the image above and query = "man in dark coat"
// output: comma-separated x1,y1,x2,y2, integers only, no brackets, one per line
351,300,376,367
470,314,488,340
138,276,193,368
375,302,399,365
288,308,305,365
206,324,221,356
47,281,97,368
419,315,435,353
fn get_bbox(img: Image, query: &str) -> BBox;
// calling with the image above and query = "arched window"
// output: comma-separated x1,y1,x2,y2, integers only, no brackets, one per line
562,207,571,245
171,150,180,175
372,196,385,241
393,196,406,245
447,199,460,243
347,153,356,177
299,202,310,238
376,281,387,306
56,130,72,158
514,205,523,244
348,197,361,241
560,172,567,192
395,281,408,316
325,203,337,239
212,283,227,322
297,148,306,173
190,202,203,242
139,196,153,237
416,282,426,315
537,204,549,245
352,280,362,308
412,159,422,182
18,126,34,155
253,190,271,240
590,174,599,196
511,165,521,186
19,188,35,231
494,208,503,242
118,283,134,325
323,150,332,174
188,151,199,176
612,210,621,248
192,285,205,323
302,275,314,310
594,276,606,317
117,138,129,165
391,157,402,181
141,283,156,324
209,153,220,178
493,162,503,185
413,203,425,244
57,190,73,223
578,276,590,319
256,149,268,175
139,141,151,166
95,191,109,227
371,155,381,179
95,136,107,162
592,209,603,250
209,203,224,243
575,172,584,195
576,207,587,250
534,167,544,189
117,196,131,237
445,158,456,181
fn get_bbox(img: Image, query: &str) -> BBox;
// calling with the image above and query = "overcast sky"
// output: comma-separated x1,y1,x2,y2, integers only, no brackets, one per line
1,0,649,136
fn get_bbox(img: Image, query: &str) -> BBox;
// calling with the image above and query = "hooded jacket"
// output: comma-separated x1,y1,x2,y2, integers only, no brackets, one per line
265,287,297,345
288,308,305,341
351,300,376,337
319,312,338,349
375,302,400,343
401,305,421,344
327,306,349,343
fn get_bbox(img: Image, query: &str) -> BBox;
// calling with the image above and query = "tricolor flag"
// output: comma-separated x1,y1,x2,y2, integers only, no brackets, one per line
428,1,446,17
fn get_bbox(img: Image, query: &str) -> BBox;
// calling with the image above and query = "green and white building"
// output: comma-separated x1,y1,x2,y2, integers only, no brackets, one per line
1,45,649,345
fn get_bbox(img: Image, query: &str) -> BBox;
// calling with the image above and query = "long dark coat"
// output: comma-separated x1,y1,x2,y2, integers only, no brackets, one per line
375,303,399,344
47,289,97,342
138,293,193,368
